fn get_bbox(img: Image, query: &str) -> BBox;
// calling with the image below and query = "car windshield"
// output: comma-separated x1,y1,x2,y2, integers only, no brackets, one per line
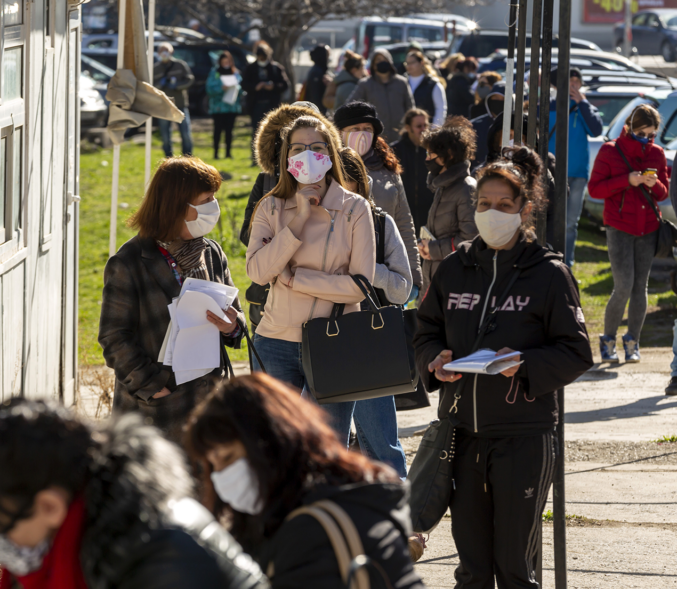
659,13,677,27
81,54,115,83
586,96,636,129
606,96,661,140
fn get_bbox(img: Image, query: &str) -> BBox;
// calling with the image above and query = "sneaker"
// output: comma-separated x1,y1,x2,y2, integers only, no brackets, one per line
622,333,640,363
599,335,619,363
665,376,677,396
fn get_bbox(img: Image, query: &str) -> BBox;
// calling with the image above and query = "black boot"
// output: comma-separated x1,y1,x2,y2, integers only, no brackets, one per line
213,150,219,160
666,376,677,396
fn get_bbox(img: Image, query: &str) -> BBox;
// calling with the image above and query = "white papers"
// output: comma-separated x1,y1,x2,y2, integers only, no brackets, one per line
220,76,240,105
443,349,522,375
159,279,239,385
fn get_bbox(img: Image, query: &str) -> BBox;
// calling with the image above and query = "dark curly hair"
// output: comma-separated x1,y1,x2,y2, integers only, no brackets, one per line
421,116,477,166
475,146,547,241
0,399,94,532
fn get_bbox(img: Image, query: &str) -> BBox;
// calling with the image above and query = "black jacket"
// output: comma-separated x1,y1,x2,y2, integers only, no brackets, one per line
241,61,289,108
446,73,475,118
257,482,424,589
305,64,329,115
391,134,434,233
414,236,593,436
81,415,269,589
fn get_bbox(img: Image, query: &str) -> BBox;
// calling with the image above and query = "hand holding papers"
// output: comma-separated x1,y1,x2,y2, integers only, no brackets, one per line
443,349,522,376
220,75,240,105
159,279,239,385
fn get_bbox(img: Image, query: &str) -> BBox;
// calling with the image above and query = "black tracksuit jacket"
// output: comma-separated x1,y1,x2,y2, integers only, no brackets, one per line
413,235,594,437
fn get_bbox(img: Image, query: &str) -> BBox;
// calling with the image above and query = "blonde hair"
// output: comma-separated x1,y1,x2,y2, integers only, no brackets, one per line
269,116,348,200
439,52,464,74
407,50,447,89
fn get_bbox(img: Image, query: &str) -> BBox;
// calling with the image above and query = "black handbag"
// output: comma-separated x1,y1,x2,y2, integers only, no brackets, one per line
407,267,522,533
302,274,417,404
613,143,677,258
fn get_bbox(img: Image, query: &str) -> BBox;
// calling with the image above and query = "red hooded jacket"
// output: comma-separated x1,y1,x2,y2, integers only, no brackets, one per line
588,127,668,236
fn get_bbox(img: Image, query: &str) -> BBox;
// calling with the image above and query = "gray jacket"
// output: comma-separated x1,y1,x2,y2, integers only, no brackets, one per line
422,160,478,294
365,160,422,287
374,206,413,305
333,69,360,111
347,66,414,142
154,58,195,110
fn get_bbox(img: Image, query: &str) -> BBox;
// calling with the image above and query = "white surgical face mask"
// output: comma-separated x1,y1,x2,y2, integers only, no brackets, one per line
287,150,333,184
508,138,515,147
159,51,170,62
342,131,373,156
550,87,557,100
185,199,220,238
474,208,522,248
0,535,50,576
210,458,263,515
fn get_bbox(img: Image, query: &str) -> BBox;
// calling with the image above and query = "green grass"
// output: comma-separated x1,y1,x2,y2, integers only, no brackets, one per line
542,510,583,521
78,122,677,366
79,119,256,365
572,215,677,347
654,435,677,443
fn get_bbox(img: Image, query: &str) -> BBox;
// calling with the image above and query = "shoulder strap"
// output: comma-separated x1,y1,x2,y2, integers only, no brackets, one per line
613,142,662,223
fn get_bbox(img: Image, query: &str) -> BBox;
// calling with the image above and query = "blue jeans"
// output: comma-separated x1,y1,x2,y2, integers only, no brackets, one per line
158,107,193,157
251,334,308,392
323,396,407,479
670,319,677,376
566,177,588,267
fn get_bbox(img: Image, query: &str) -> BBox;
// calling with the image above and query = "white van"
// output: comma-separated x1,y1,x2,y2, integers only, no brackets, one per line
354,16,470,58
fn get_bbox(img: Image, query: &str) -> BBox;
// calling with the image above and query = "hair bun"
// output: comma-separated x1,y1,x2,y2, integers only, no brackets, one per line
500,145,543,185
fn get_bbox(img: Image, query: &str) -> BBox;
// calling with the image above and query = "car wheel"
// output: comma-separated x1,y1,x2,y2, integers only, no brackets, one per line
662,41,676,62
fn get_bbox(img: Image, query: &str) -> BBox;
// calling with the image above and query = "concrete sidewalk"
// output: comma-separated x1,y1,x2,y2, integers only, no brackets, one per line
407,347,677,587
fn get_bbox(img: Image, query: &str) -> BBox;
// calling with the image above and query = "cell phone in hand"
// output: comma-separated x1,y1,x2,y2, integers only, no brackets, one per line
420,226,435,241
642,168,657,176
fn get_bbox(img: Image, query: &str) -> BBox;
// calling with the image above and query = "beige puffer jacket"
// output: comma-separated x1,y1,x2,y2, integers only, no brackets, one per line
246,180,376,343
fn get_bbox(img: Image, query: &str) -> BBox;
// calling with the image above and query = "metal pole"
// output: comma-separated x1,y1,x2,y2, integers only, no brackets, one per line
109,0,127,258
144,0,156,188
553,0,571,584
527,0,543,149
502,1,518,148
513,0,529,144
538,0,554,179
624,0,633,58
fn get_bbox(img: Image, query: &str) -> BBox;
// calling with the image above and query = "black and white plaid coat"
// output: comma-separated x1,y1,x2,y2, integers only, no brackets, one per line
99,235,244,443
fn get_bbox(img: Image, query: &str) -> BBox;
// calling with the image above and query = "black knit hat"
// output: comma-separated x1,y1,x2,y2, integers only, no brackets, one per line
333,101,384,137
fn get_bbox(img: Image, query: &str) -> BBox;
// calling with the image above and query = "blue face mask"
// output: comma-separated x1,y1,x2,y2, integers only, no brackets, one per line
631,132,650,145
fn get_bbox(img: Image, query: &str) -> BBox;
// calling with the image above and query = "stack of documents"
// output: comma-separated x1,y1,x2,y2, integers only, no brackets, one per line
220,75,240,105
159,278,239,385
443,349,522,375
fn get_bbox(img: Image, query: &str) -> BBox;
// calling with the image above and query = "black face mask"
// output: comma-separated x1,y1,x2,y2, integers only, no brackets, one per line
488,99,504,117
375,61,391,74
425,159,444,175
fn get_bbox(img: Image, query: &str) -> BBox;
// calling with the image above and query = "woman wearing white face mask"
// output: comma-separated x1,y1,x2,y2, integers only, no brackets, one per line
245,116,375,392
413,147,593,580
99,157,245,445
185,373,425,589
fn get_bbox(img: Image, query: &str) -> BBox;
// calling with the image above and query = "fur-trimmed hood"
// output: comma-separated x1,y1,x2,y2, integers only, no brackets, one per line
81,414,195,587
254,104,342,175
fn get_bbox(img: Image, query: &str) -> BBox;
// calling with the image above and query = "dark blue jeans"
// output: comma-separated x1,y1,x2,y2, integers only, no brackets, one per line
158,107,193,157
252,335,407,477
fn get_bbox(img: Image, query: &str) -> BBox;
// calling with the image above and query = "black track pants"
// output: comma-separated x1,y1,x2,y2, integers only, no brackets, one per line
450,430,556,589
212,112,237,157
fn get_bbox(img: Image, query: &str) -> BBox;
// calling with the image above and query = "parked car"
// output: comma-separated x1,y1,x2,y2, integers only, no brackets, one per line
80,72,108,129
448,29,602,59
584,88,677,223
584,85,661,131
613,9,677,62
82,33,254,114
354,16,468,58
81,54,114,102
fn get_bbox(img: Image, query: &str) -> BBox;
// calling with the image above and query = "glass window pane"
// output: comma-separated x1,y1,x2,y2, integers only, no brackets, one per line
3,0,21,26
0,137,5,239
2,47,22,101
13,128,21,230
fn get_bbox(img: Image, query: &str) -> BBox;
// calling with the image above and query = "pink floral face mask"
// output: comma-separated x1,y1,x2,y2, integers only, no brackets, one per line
287,150,333,184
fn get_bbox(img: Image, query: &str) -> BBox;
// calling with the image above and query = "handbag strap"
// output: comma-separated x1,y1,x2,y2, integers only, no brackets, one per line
328,274,382,324
235,316,266,373
613,142,662,223
279,502,371,589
